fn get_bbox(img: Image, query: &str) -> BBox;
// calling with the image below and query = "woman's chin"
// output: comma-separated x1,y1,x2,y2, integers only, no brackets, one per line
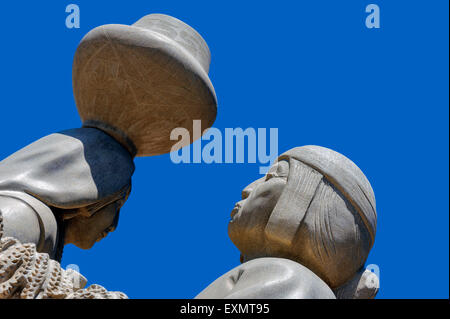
74,239,97,250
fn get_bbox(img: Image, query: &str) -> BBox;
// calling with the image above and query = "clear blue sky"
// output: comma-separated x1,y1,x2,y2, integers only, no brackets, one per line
0,1,448,298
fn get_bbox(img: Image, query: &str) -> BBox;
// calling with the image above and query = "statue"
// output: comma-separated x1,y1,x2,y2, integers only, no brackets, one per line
196,146,379,299
0,13,216,299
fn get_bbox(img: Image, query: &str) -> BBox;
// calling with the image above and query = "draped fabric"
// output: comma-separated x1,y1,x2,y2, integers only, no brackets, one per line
274,146,377,247
196,257,336,299
0,128,134,298
0,128,134,210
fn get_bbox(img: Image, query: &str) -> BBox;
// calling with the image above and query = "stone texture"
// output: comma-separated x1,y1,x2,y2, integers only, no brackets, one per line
0,211,127,299
200,146,379,299
333,268,379,299
0,13,217,299
0,128,134,258
73,14,217,157
196,258,336,299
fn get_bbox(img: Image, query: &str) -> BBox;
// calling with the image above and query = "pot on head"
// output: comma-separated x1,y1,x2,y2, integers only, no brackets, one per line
73,14,217,157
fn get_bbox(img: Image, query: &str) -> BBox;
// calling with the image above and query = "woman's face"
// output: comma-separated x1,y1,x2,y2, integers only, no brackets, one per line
228,159,289,254
64,198,125,249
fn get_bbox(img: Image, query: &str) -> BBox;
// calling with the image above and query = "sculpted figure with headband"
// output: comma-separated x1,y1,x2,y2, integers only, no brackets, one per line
196,146,379,299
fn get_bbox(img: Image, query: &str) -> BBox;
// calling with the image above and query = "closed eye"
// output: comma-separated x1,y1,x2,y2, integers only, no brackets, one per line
266,160,289,181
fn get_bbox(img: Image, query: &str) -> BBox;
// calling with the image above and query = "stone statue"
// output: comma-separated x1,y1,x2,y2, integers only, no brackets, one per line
0,13,216,299
196,146,379,299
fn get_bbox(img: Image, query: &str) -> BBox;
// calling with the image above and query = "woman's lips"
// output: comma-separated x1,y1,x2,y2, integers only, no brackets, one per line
231,203,241,218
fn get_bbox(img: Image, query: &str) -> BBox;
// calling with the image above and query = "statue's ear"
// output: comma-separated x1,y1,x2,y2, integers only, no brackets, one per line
333,268,379,299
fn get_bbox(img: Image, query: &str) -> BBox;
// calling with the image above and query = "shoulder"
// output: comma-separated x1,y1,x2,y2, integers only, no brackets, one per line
0,191,57,256
0,193,41,246
196,257,336,299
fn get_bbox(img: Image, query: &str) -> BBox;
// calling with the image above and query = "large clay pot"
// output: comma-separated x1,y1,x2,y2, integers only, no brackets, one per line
73,14,217,157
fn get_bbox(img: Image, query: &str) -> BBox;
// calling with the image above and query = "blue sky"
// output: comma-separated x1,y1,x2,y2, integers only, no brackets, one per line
0,1,448,298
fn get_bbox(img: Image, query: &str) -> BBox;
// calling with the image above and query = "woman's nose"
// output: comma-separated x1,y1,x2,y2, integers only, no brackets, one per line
241,188,252,200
